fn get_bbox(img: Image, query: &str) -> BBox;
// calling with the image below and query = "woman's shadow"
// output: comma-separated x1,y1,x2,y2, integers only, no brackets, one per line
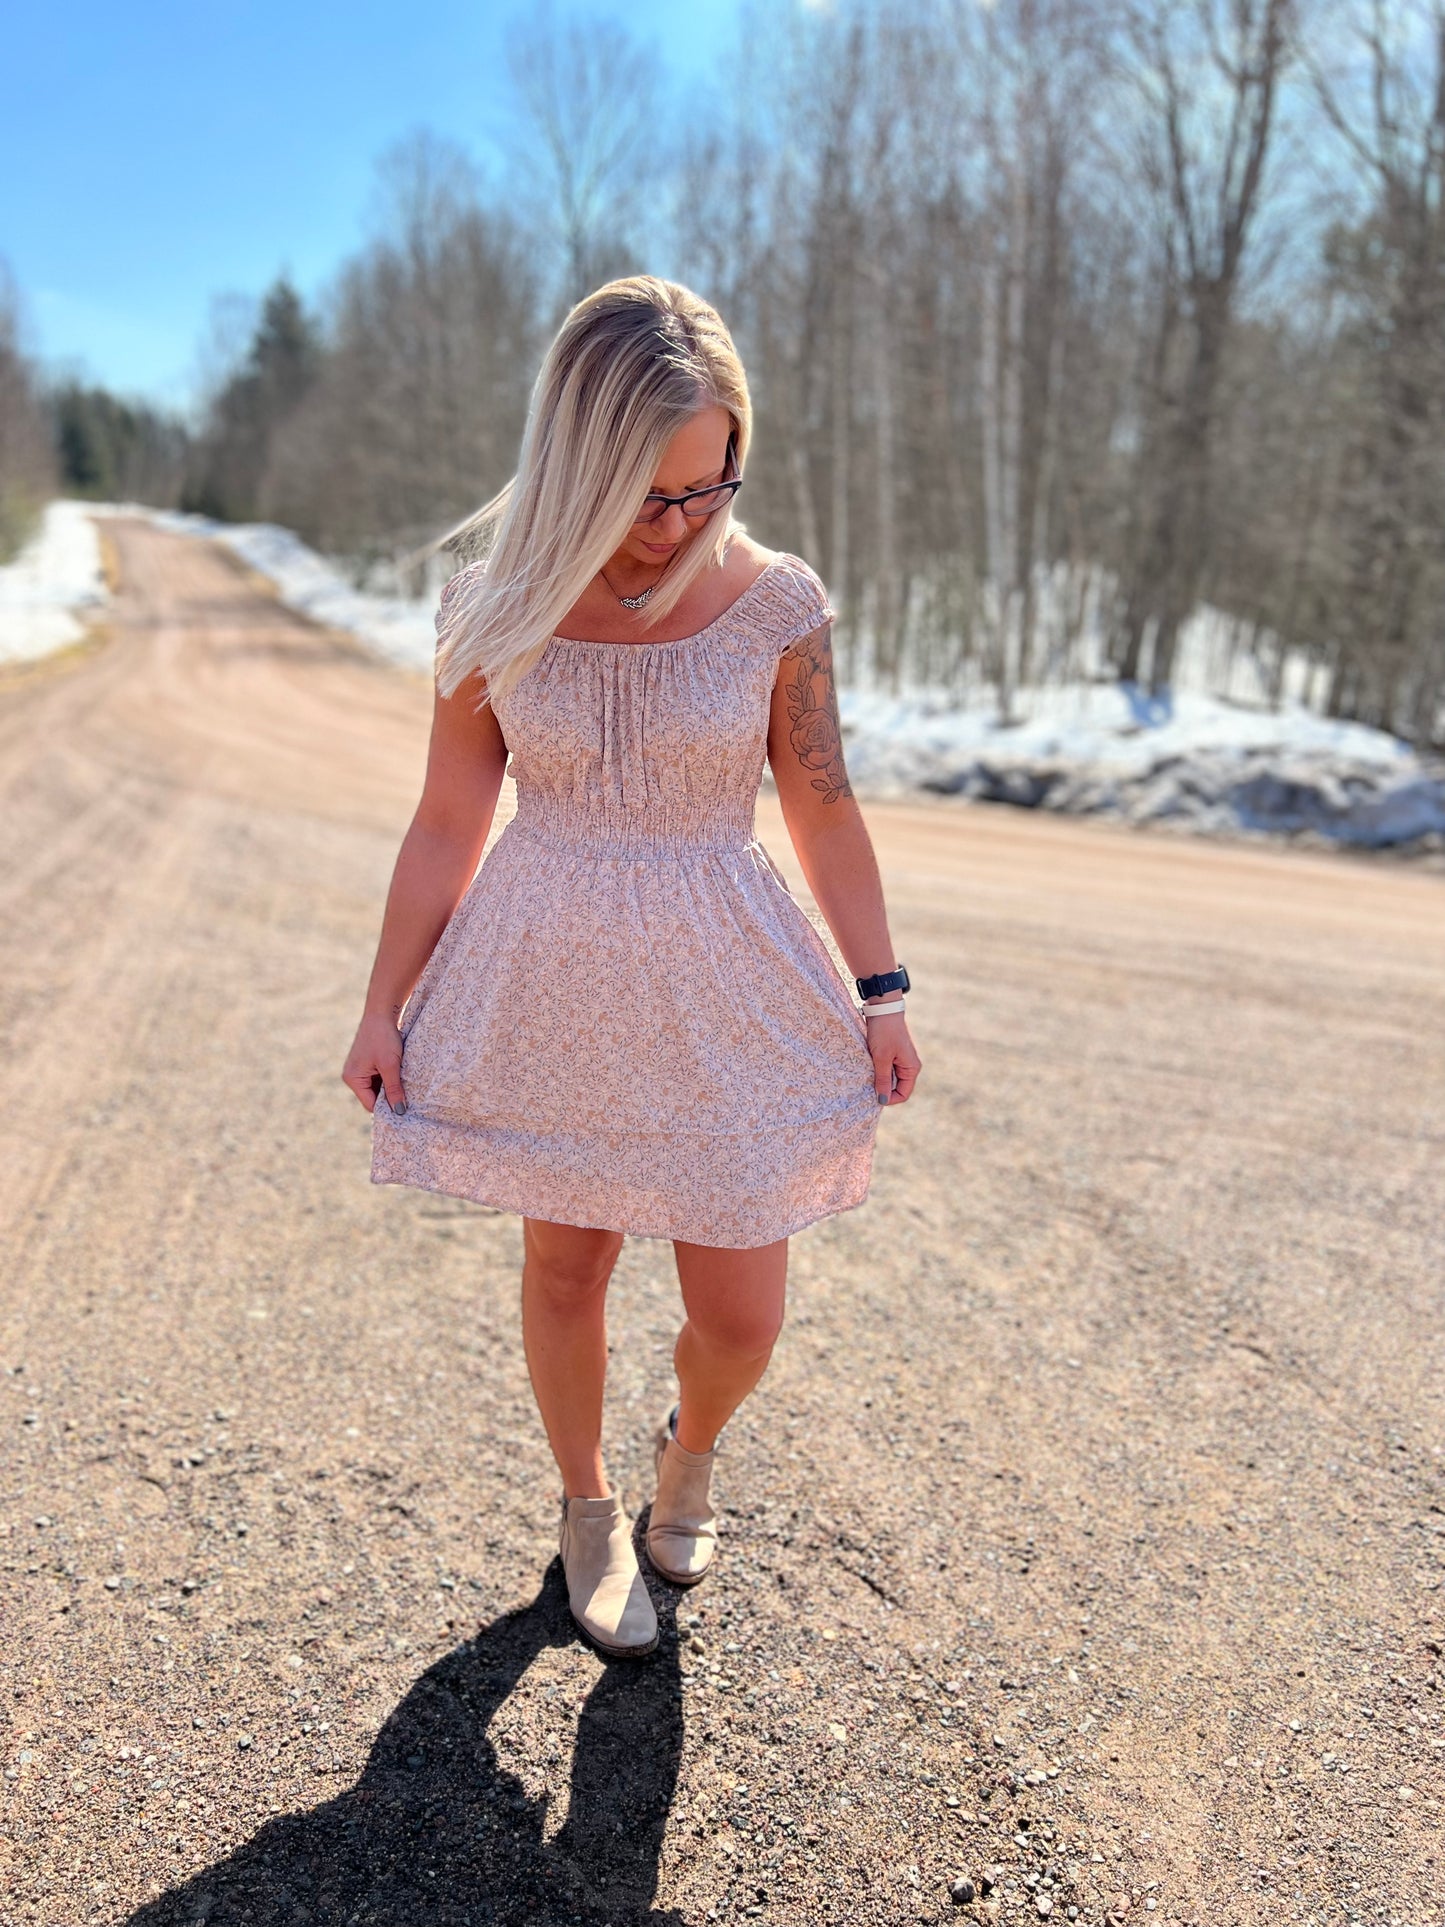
126,1553,689,1927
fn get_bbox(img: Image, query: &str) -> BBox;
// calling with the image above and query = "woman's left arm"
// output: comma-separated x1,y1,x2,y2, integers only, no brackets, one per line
766,618,922,1108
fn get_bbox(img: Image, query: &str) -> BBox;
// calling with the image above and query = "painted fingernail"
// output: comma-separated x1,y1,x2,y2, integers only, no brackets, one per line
395,1100,407,1115
877,1091,888,1106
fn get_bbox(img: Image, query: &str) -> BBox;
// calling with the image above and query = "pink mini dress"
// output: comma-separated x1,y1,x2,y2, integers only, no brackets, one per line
369,552,879,1248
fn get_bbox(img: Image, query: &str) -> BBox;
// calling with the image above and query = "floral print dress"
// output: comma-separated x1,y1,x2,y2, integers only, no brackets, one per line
369,552,879,1248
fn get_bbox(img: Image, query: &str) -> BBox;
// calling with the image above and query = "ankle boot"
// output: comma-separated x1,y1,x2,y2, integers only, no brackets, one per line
558,1493,658,1658
646,1408,719,1586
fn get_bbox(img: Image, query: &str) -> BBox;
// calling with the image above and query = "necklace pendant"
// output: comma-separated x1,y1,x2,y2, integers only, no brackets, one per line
618,585,656,610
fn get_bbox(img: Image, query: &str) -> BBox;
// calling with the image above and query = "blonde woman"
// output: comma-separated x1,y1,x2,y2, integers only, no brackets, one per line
342,277,921,1660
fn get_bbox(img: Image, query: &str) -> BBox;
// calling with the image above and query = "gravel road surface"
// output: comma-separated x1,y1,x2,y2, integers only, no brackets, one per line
2,518,1442,1926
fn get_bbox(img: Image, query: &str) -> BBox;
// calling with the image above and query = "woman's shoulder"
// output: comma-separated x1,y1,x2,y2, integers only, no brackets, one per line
729,537,837,652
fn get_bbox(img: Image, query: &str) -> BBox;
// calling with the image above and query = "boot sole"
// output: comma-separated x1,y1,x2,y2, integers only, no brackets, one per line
569,1609,659,1659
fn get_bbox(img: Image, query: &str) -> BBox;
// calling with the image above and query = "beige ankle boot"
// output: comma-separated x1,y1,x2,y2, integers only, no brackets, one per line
645,1408,719,1586
558,1494,658,1658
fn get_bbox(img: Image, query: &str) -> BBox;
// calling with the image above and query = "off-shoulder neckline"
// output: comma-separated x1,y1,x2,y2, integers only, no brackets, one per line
549,551,806,650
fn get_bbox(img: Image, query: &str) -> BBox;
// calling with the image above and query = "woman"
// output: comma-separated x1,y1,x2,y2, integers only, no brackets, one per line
342,277,921,1660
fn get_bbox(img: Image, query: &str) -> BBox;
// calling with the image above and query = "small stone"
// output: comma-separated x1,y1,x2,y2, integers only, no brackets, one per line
103,1576,121,1591
1398,1786,1415,1800
1037,1900,1052,1918
33,1516,51,1528
1144,1902,1156,1914
950,1878,976,1904
946,1795,960,1808
237,1735,252,1750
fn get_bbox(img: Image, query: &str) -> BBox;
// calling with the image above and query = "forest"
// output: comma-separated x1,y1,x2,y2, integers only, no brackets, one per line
2,0,1443,744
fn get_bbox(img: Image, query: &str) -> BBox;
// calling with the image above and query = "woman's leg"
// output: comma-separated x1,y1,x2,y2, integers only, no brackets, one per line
520,1218,625,1499
670,1237,789,1453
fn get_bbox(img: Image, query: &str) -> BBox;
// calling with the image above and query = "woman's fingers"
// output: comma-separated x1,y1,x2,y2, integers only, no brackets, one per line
341,1016,406,1115
341,1068,378,1113
870,1038,894,1103
867,1019,922,1107
890,1056,920,1103
379,1058,407,1114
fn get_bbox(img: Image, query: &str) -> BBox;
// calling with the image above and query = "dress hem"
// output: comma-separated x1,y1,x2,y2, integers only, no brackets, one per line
369,1105,875,1250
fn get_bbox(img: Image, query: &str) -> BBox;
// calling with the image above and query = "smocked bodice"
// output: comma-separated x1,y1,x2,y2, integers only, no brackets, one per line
437,554,835,856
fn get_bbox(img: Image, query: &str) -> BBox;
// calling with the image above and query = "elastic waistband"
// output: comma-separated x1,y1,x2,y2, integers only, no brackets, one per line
506,806,758,860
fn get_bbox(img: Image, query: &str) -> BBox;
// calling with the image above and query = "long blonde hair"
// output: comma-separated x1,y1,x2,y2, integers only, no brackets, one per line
434,276,752,706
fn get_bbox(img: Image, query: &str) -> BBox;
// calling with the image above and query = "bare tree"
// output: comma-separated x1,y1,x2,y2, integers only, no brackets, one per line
505,7,662,311
1304,0,1445,740
1113,0,1299,692
264,133,541,564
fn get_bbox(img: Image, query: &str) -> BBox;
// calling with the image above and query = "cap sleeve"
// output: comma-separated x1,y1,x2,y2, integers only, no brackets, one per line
751,553,838,657
435,557,487,644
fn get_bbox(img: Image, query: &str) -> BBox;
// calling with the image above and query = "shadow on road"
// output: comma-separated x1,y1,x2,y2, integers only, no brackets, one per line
125,1559,688,1927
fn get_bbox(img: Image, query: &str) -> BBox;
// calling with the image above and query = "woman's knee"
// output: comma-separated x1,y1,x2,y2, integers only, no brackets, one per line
687,1292,785,1360
522,1222,622,1311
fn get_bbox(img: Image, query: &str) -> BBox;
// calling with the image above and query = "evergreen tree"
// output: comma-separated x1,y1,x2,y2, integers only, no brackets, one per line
184,276,319,522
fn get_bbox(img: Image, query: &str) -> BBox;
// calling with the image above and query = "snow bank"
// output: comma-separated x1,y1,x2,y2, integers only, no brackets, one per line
839,685,1445,849
135,509,1445,850
0,500,109,666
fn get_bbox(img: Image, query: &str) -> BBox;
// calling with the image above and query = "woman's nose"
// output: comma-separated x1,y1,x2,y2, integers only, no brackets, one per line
650,504,689,541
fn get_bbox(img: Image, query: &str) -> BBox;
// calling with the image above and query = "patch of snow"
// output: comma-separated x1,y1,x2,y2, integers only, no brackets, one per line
0,500,109,666
839,687,1445,849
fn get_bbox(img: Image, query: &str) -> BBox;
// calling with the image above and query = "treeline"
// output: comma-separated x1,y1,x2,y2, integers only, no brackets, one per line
0,266,57,559
7,1,1444,744
0,266,191,556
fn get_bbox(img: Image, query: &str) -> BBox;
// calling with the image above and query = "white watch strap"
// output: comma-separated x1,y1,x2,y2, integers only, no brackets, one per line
861,999,906,1017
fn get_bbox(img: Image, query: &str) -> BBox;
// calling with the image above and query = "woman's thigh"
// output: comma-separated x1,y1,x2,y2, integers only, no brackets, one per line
673,1237,789,1354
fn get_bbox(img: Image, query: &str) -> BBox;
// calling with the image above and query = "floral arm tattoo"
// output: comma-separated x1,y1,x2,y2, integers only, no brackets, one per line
780,619,853,805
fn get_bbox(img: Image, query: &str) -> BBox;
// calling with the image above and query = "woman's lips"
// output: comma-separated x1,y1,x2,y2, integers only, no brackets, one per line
642,540,676,554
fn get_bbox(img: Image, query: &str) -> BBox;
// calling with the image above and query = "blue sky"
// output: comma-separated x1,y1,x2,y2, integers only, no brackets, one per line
2,1,746,410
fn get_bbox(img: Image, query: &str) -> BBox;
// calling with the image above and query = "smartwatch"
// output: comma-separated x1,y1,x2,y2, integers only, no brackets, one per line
855,964,910,1000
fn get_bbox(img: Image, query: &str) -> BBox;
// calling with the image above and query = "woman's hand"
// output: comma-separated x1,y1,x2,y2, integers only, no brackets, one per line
866,1011,921,1107
342,1011,406,1115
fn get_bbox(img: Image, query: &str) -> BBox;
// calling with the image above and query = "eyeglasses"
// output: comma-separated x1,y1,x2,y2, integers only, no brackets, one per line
633,435,743,525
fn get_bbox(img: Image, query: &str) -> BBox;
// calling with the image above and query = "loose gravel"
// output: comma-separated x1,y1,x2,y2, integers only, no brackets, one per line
1,520,1441,1925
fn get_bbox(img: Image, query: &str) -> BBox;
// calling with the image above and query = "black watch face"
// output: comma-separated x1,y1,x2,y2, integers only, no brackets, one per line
899,965,910,992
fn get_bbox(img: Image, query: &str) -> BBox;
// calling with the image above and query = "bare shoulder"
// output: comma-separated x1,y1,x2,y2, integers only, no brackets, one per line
726,532,786,590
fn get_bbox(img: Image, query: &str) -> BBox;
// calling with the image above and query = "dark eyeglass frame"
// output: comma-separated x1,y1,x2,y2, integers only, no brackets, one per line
633,432,743,525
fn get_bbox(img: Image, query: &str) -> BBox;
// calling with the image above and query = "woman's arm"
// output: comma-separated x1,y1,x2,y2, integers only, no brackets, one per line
766,620,921,1107
342,680,509,1114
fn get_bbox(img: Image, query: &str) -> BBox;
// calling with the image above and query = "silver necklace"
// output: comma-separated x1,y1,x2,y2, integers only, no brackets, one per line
599,566,661,610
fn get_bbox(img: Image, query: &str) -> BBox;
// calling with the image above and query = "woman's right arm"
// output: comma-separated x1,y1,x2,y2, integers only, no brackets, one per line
341,679,508,1114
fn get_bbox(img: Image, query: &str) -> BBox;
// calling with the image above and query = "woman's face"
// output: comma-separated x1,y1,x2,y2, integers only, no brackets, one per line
615,403,735,570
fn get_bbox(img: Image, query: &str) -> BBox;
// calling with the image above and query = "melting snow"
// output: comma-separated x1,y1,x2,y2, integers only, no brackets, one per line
0,500,108,666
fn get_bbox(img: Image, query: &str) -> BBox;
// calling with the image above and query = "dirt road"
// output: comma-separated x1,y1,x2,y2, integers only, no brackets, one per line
3,518,1442,1927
